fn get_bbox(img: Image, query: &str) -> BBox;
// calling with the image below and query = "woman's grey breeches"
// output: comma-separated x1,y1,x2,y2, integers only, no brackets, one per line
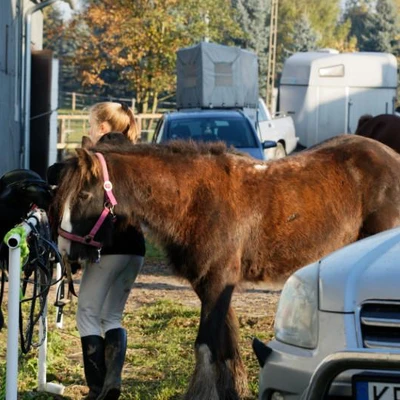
77,254,144,337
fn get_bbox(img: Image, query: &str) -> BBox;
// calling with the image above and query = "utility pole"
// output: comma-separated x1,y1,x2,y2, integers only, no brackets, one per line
266,0,278,113
204,12,210,42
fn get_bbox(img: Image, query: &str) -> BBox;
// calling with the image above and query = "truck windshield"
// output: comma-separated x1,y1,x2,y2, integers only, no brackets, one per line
167,117,258,148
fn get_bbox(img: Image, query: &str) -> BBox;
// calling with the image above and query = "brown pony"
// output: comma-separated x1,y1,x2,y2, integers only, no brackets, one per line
356,113,400,153
51,135,400,400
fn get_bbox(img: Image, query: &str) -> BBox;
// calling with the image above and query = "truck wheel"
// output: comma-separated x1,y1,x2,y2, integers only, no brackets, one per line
274,142,287,159
264,142,287,160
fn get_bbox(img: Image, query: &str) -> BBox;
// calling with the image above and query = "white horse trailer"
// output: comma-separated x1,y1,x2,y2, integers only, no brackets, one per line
279,51,398,148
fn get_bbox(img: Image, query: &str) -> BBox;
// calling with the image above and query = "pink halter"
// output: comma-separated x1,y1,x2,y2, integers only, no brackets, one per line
58,152,118,249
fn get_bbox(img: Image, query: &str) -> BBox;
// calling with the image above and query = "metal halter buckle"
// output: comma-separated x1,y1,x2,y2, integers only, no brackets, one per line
103,181,113,191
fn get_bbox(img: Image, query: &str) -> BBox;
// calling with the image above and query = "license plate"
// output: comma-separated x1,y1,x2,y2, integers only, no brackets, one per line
353,374,400,400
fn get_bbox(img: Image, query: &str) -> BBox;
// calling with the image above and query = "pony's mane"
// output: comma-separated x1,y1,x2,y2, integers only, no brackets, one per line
93,139,250,158
51,140,250,222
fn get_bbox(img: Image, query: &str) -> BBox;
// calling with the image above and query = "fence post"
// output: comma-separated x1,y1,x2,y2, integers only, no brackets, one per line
59,117,66,144
72,92,76,111
137,116,142,140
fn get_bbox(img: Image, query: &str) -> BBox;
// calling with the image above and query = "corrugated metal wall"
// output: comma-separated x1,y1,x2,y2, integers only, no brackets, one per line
0,0,21,175
0,0,43,176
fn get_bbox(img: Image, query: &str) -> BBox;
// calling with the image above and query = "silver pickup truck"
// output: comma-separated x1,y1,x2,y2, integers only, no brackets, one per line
253,225,400,400
246,98,299,159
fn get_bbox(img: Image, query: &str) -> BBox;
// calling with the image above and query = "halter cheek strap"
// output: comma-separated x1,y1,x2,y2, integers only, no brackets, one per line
89,152,118,238
57,152,118,249
97,152,117,206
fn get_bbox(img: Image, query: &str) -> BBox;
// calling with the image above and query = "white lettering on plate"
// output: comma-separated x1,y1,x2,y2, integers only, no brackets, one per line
369,383,400,400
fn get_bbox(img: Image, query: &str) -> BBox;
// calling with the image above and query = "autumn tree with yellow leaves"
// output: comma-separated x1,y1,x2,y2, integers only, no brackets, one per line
43,0,400,112
67,0,242,113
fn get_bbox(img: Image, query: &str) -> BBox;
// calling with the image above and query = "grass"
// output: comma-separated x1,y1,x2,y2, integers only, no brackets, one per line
145,236,166,261
0,298,274,400
0,240,274,399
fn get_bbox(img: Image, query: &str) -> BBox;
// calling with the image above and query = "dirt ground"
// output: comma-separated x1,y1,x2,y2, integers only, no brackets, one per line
126,259,282,318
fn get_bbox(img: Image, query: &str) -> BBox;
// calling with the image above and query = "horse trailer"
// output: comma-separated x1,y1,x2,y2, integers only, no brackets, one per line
279,50,398,148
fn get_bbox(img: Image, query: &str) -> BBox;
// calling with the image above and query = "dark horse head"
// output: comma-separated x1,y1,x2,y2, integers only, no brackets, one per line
51,148,117,263
51,133,135,263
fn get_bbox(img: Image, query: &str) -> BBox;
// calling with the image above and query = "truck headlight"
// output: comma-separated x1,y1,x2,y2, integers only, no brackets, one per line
274,263,319,349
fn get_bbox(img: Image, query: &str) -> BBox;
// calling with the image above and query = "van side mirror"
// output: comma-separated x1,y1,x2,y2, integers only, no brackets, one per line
262,140,277,149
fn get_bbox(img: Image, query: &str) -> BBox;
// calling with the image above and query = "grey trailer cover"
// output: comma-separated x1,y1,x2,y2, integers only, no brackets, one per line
176,42,259,109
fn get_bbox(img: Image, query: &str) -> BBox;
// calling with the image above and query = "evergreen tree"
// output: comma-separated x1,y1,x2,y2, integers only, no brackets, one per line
231,0,270,93
344,0,400,53
361,0,400,53
284,13,320,56
277,0,343,70
344,0,374,12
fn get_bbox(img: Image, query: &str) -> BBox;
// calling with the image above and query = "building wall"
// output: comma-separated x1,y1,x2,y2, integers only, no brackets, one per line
0,0,43,176
0,0,20,175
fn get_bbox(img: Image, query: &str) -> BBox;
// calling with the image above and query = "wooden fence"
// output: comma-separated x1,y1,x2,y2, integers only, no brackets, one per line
57,113,162,158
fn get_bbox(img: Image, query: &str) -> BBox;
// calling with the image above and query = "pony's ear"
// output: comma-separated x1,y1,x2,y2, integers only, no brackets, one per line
75,147,92,160
81,135,95,149
75,148,100,177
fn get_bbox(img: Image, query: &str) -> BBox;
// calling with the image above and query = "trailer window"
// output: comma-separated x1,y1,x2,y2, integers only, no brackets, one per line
215,62,233,86
319,64,344,77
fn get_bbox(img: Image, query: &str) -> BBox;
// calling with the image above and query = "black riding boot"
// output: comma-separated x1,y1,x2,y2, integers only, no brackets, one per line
81,335,106,400
97,328,127,400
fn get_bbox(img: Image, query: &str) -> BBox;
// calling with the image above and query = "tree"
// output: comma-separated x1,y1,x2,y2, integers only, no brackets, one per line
276,0,343,69
284,13,320,56
42,5,65,58
42,5,82,96
328,19,358,53
361,0,400,53
68,0,243,113
231,0,270,93
343,0,400,53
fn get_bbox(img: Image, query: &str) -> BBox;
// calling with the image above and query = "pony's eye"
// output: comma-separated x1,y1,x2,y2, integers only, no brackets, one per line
78,191,91,201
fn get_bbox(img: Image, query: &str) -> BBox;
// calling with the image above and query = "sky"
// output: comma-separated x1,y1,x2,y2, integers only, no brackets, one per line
56,0,80,20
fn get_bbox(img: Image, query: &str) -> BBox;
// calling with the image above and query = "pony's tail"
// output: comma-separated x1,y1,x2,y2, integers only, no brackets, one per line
356,114,373,134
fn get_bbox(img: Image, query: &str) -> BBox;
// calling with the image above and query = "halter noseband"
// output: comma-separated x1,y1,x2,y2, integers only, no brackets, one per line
57,152,118,249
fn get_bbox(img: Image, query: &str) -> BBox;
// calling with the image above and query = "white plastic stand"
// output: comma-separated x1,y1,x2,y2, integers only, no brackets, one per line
5,210,64,398
5,244,20,400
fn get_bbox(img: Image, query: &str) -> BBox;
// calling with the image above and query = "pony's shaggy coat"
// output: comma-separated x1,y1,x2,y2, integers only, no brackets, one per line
53,135,400,399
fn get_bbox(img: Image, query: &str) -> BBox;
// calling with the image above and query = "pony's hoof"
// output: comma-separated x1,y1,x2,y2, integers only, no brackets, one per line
97,388,121,400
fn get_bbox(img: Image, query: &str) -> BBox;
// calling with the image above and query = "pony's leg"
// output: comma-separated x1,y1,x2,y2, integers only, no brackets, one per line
185,276,247,400
222,306,248,398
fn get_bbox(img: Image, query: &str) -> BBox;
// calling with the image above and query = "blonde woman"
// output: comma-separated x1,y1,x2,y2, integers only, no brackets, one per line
88,101,140,143
48,102,145,400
